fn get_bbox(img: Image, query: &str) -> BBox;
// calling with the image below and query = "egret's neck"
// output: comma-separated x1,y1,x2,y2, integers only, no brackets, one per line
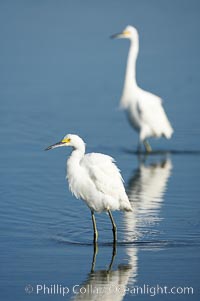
67,144,85,168
125,40,138,86
66,145,85,196
121,39,139,108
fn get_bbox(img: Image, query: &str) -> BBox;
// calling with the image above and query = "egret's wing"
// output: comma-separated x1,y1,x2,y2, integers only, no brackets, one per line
81,153,125,199
137,91,173,138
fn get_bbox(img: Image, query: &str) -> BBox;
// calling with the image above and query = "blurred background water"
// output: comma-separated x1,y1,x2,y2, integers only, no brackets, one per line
0,0,200,300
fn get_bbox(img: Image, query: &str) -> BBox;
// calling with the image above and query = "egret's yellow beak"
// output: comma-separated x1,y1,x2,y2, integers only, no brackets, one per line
110,30,130,39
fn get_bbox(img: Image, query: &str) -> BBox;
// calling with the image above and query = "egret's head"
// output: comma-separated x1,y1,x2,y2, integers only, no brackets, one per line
111,25,138,42
45,134,85,151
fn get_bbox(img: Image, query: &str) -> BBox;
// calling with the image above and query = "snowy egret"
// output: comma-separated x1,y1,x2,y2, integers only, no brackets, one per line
111,25,174,152
45,134,132,243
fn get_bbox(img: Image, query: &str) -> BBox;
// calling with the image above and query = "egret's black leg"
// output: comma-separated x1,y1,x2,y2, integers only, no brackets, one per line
108,210,117,243
91,241,98,273
144,140,152,153
91,211,98,243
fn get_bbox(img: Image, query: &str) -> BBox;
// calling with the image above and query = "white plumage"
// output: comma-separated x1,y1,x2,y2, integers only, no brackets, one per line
67,149,131,213
112,25,174,152
45,134,132,242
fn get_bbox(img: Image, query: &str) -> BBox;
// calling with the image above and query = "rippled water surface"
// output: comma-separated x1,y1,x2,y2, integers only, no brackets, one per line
1,1,200,300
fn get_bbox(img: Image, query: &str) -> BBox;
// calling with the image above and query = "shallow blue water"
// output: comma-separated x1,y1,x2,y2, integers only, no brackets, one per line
0,1,200,300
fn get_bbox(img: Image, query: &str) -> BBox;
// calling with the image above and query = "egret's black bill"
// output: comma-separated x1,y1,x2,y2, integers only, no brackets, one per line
110,33,121,39
45,141,65,151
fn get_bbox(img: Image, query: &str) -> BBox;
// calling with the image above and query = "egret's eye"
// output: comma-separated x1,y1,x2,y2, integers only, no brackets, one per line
62,138,71,143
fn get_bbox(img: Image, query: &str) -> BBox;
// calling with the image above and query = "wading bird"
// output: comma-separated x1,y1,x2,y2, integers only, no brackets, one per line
45,134,132,243
111,25,173,152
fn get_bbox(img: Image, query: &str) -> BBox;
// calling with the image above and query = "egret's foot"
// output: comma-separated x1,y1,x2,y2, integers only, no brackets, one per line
144,140,152,153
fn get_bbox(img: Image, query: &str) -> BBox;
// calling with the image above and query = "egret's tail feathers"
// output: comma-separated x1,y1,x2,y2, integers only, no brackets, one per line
124,206,133,212
163,126,174,139
120,199,133,212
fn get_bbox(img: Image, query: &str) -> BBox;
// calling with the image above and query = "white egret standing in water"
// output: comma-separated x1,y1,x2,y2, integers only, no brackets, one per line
45,134,132,243
111,26,173,152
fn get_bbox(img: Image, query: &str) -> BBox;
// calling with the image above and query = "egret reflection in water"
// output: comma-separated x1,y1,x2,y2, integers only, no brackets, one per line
123,156,173,243
122,156,173,289
71,245,135,301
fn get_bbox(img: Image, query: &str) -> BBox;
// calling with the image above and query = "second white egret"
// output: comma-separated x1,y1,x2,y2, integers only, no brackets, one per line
111,25,174,152
45,134,132,243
